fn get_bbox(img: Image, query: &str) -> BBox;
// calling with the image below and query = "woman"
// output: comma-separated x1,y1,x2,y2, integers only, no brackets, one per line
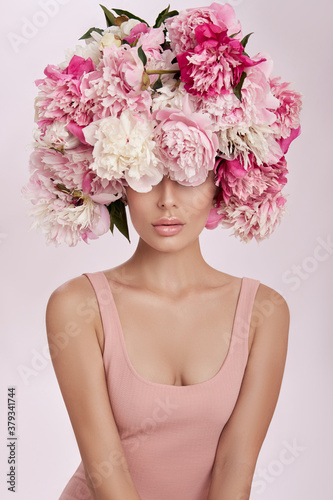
23,3,301,499
46,172,289,500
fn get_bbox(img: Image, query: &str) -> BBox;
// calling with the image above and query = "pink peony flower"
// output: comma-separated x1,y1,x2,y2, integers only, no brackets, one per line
118,47,147,93
82,45,151,120
214,155,288,206
177,23,265,98
154,100,218,186
269,77,302,139
28,147,91,192
35,55,95,135
197,58,279,131
124,23,165,59
27,195,111,247
22,145,125,245
26,146,123,204
123,22,149,44
137,26,165,54
166,3,242,54
209,154,289,241
81,203,111,242
216,193,287,242
33,121,81,150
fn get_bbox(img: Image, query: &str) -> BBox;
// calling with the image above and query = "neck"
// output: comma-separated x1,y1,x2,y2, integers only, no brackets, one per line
124,237,213,295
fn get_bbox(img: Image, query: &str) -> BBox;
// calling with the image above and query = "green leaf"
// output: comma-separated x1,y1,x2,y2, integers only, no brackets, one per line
229,30,241,39
153,5,170,28
108,199,130,242
153,6,179,28
233,71,247,102
79,27,103,40
112,8,148,25
240,32,253,50
161,10,179,24
152,76,163,90
137,45,147,66
161,39,171,50
99,4,116,26
55,183,70,194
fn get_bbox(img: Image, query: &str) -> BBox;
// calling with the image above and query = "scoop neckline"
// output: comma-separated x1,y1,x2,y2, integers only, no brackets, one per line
99,271,245,390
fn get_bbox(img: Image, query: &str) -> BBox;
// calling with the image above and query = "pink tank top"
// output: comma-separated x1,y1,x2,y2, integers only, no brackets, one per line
59,271,260,500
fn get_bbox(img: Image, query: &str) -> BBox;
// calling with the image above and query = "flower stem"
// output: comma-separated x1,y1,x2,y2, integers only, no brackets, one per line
146,69,178,75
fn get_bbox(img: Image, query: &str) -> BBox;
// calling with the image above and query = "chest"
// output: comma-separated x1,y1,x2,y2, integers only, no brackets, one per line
104,286,241,386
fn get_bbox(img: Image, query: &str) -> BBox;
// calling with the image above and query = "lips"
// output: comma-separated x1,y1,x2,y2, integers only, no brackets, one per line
152,217,183,226
152,217,184,236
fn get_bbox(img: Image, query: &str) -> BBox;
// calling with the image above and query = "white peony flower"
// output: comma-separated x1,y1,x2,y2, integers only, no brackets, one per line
99,32,122,50
59,40,102,69
91,20,140,45
91,26,122,43
120,19,141,37
29,196,110,247
33,122,81,150
83,110,163,192
151,80,196,113
218,125,283,168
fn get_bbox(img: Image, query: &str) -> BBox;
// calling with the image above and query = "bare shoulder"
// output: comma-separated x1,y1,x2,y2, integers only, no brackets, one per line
253,282,290,329
47,274,95,307
245,281,290,372
46,274,101,345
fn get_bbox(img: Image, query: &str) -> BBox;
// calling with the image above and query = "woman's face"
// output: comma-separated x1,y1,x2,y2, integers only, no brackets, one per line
125,171,217,253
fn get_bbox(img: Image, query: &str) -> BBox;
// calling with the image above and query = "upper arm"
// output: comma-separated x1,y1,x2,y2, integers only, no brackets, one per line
213,284,289,470
46,276,138,498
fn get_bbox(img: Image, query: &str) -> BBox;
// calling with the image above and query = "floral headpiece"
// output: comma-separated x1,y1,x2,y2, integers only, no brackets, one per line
22,3,302,246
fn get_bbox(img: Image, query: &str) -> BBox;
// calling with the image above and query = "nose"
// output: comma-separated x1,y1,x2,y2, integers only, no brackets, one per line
157,175,178,210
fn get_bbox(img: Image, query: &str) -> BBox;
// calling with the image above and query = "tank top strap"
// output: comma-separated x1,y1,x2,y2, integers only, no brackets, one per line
237,277,260,326
82,272,120,351
228,277,260,360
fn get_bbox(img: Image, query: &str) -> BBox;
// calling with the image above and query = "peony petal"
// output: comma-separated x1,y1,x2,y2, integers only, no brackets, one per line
66,55,95,77
89,203,110,237
205,206,225,229
67,121,89,145
278,126,301,154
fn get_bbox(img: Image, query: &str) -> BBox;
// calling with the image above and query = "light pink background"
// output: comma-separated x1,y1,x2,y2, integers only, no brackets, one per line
1,0,332,498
